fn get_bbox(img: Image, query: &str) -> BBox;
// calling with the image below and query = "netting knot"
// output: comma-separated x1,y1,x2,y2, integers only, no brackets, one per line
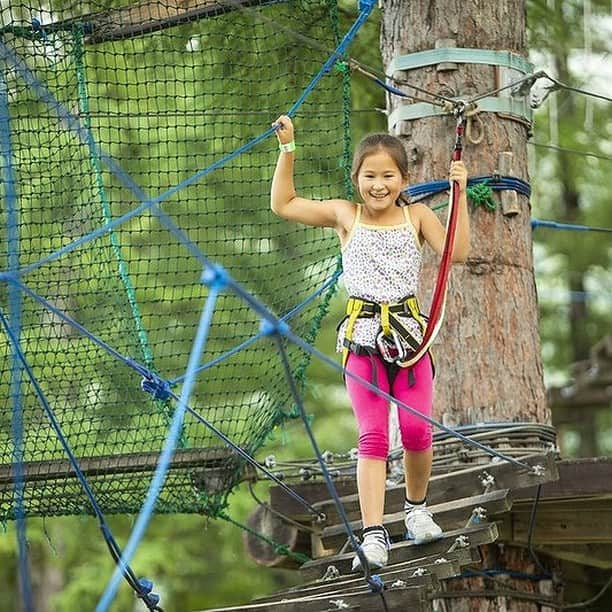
137,578,161,609
367,574,385,593
140,373,172,401
201,263,230,290
359,0,377,11
259,318,290,337
334,61,349,73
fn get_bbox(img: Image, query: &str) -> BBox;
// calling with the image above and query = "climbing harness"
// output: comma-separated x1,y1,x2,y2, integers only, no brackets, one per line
340,295,426,369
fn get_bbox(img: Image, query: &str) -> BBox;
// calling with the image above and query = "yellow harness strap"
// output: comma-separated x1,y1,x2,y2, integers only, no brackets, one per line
380,303,391,336
341,297,364,368
404,297,425,333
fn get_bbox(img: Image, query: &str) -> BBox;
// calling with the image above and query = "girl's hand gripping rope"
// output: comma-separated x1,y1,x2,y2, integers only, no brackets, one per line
449,160,468,192
273,115,295,147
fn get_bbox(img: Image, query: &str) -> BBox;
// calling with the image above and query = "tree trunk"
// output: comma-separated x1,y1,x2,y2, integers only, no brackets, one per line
380,1,553,609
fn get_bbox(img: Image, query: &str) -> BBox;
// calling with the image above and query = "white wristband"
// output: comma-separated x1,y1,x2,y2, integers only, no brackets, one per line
279,141,296,153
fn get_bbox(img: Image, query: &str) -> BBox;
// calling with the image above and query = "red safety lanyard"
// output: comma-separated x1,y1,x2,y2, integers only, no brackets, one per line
401,110,466,367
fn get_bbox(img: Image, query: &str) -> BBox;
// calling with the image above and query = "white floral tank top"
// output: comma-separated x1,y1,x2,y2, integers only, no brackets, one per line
336,205,424,351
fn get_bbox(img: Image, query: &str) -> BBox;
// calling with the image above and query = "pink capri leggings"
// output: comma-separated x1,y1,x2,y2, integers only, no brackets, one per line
345,352,434,460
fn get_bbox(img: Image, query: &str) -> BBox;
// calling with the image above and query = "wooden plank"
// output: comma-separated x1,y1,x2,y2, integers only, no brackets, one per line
40,0,282,45
549,386,612,410
314,452,556,527
201,583,430,612
533,544,612,569
0,447,233,485
498,496,612,545
302,523,497,582
254,563,440,603
512,456,612,501
318,490,511,550
301,545,474,586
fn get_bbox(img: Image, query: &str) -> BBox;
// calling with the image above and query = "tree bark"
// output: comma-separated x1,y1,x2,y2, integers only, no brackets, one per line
380,1,554,609
380,0,548,424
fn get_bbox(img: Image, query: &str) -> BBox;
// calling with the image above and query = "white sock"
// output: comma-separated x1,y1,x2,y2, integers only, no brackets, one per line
404,498,427,513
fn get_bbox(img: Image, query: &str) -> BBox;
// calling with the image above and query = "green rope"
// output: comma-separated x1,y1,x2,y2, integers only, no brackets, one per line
72,26,182,438
467,182,497,211
218,510,312,564
431,182,497,213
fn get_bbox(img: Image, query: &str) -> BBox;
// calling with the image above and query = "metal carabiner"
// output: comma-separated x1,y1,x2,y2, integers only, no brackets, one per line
375,329,407,364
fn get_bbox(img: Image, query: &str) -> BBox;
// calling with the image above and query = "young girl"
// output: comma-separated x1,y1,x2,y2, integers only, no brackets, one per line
271,115,470,571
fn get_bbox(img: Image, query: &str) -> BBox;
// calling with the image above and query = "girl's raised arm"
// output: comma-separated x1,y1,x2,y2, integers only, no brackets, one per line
270,115,348,229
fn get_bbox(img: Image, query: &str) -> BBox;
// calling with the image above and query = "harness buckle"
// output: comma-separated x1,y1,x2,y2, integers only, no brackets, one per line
375,329,407,364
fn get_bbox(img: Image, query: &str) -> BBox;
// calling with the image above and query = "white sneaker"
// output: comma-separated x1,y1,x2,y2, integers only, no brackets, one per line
404,506,443,544
351,526,390,572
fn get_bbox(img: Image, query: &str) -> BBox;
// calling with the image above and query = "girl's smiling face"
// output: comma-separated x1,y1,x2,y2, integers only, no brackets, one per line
356,149,407,212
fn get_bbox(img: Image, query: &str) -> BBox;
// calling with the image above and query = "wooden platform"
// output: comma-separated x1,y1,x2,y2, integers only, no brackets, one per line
204,449,607,611
34,0,289,45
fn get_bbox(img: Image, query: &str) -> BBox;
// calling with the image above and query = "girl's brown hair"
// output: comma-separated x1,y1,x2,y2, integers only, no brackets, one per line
350,133,411,206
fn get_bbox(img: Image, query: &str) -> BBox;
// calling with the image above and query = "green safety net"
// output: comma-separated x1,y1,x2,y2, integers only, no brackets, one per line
0,0,351,520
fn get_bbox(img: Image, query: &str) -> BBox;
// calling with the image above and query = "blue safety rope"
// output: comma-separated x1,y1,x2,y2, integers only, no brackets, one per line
96,268,225,611
532,218,612,233
406,175,531,202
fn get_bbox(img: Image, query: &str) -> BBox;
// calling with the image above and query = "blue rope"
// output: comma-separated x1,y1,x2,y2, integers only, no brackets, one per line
96,269,224,611
532,218,612,233
0,66,33,612
0,310,162,611
406,175,531,202
406,174,612,233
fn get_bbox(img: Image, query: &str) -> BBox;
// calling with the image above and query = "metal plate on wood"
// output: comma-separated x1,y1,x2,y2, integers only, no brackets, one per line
301,523,497,582
319,490,510,550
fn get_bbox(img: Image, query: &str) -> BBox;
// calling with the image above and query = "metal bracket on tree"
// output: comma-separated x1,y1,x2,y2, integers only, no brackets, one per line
387,46,535,131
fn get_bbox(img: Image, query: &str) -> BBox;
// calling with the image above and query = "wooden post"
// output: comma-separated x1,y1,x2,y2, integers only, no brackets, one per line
498,151,521,217
380,0,554,608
